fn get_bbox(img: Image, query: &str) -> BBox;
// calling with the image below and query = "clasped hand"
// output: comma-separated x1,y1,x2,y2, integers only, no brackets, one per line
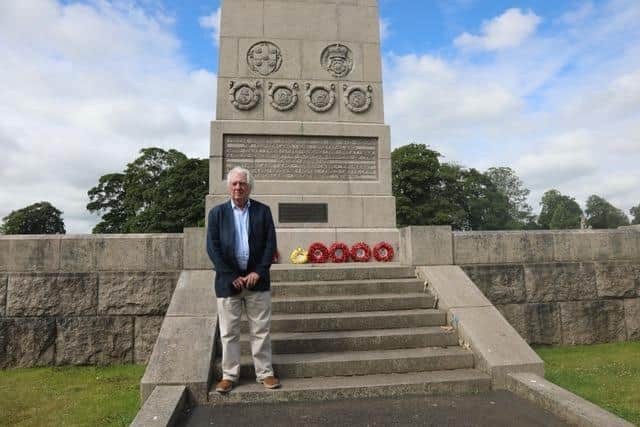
232,272,260,290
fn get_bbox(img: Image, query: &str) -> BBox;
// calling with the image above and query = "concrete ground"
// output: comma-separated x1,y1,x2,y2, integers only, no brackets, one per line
180,391,568,426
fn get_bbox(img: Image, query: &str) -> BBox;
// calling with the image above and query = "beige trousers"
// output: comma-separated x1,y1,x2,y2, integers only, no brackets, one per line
217,289,274,382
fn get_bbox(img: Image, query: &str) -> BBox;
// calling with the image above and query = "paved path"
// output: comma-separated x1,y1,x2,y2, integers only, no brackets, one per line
180,391,568,426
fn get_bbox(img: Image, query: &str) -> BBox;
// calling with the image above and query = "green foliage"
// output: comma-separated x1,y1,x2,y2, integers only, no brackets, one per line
538,189,583,229
0,201,65,235
629,204,640,225
585,195,630,229
536,341,640,425
87,148,208,233
0,364,144,427
391,144,514,230
485,167,535,228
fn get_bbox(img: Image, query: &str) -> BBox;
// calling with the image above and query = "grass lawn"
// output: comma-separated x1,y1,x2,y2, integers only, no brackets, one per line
535,341,640,426
0,364,145,427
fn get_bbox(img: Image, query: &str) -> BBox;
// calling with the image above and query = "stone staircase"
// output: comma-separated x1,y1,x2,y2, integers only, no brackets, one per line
208,264,491,404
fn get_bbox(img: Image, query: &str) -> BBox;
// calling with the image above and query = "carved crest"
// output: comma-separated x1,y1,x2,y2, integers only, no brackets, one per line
229,80,261,111
268,82,299,111
320,43,353,78
247,41,283,76
343,84,373,113
305,83,336,113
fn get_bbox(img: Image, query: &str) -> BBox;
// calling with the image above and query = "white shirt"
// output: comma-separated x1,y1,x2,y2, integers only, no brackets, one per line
231,200,250,271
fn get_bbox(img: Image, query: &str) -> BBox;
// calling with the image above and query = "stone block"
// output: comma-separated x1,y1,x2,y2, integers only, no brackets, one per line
417,265,491,311
95,236,152,271
559,300,627,345
0,318,56,368
0,273,6,316
131,385,188,427
220,0,264,38
56,316,134,365
0,238,10,271
264,2,338,40
337,4,380,43
594,262,639,298
301,40,364,82
7,237,60,272
60,236,96,272
184,227,210,270
98,272,178,315
151,235,183,270
453,232,554,265
362,42,382,82
362,196,396,228
218,37,239,78
166,271,217,317
401,226,453,266
523,263,597,303
552,230,639,262
608,230,640,260
216,77,265,121
462,265,526,304
499,303,562,345
239,38,302,80
7,273,98,316
134,316,164,365
624,298,640,340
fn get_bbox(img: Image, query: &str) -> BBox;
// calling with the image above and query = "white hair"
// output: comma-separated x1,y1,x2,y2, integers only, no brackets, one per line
226,166,254,191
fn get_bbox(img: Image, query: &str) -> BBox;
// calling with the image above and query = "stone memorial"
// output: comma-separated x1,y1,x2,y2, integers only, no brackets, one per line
208,0,396,253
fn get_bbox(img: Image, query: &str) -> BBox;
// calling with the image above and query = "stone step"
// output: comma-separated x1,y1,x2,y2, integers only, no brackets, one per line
271,278,425,298
207,369,491,405
270,264,416,283
271,293,435,314
215,347,474,379
239,327,458,355
241,309,447,333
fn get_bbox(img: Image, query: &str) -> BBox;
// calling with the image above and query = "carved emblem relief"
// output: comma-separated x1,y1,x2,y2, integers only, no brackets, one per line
343,84,373,113
305,83,336,112
321,44,354,78
229,80,261,111
268,82,299,111
247,41,283,76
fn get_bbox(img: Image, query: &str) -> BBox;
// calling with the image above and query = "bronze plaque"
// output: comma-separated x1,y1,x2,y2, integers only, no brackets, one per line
223,134,378,181
279,203,328,223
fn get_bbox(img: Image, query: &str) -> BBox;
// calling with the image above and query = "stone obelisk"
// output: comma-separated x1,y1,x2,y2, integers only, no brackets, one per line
208,0,397,259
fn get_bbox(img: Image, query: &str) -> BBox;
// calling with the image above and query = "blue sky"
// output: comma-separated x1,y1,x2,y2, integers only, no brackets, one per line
1,0,639,232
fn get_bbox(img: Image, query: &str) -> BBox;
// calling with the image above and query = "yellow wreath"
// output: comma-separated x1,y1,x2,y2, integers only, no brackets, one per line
289,247,308,264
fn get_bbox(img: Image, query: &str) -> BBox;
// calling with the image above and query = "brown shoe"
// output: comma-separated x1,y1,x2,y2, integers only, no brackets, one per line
260,376,281,389
215,379,234,394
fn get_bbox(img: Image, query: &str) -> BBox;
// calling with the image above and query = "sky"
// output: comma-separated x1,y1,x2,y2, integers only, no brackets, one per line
0,0,639,233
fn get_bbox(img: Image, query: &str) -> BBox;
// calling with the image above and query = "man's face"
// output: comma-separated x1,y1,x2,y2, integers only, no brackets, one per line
228,171,250,207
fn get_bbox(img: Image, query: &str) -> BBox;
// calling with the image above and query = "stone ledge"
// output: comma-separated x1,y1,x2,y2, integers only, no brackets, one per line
131,385,188,427
506,372,634,427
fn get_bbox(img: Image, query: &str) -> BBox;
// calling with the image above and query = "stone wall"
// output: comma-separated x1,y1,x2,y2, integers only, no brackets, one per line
0,234,183,368
455,230,640,345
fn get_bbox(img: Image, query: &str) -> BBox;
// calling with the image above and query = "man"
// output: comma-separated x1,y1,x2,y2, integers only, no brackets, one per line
206,166,280,393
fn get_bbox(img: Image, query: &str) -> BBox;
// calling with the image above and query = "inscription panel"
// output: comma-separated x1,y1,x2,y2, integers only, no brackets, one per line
223,134,378,181
279,203,328,223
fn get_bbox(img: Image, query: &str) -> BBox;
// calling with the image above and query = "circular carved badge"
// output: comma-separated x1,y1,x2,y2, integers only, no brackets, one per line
268,82,299,111
247,41,283,76
229,81,261,110
321,43,354,78
305,83,336,112
343,84,373,113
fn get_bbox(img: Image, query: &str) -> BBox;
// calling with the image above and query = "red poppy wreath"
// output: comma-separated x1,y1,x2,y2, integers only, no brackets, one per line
350,242,371,262
307,242,329,263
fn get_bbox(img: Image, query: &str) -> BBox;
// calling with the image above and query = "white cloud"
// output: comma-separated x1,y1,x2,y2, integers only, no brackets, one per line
454,8,542,51
199,8,221,46
379,17,391,41
0,0,216,233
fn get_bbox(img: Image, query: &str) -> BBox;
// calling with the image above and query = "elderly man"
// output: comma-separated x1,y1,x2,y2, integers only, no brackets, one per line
206,166,280,393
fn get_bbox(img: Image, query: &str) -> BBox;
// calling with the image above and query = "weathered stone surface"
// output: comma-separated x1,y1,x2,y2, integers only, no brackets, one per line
134,316,164,364
496,303,561,345
524,263,597,303
8,237,60,271
453,231,554,265
401,226,453,266
152,236,183,271
462,265,526,304
624,298,640,340
98,272,177,315
0,239,10,271
56,317,134,365
0,318,56,368
7,273,98,316
560,300,627,345
95,236,152,271
60,237,96,272
0,273,7,316
594,262,639,298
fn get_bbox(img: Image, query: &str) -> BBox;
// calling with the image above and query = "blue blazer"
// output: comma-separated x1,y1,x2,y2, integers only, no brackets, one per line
206,199,277,298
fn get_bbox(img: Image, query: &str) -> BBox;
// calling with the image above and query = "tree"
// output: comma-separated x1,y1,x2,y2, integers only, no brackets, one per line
631,204,640,225
585,195,629,229
87,148,208,233
0,201,65,234
538,189,582,229
485,167,534,228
